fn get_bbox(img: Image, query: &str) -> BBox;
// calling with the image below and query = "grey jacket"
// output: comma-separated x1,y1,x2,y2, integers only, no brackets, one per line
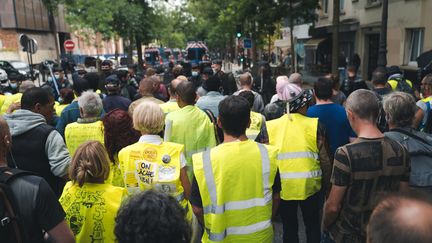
386,127,432,187
4,109,71,177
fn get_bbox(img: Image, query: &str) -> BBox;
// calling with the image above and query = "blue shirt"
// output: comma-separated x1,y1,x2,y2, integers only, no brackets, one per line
103,94,131,113
196,91,226,118
307,103,355,156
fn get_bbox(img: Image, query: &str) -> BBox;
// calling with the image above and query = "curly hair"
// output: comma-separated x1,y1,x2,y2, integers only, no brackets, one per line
102,109,140,162
115,190,191,243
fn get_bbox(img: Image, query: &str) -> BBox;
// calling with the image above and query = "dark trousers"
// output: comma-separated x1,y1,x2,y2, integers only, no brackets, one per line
280,192,321,243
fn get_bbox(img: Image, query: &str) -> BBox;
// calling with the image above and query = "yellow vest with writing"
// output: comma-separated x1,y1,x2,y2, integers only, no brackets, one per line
65,120,104,156
267,113,321,200
0,93,22,115
160,100,180,114
246,111,264,140
118,141,192,220
106,153,124,187
192,140,278,243
59,182,128,243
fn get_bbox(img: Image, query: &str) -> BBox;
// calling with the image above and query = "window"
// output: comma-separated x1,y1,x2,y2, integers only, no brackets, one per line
323,0,329,14
340,0,345,11
407,28,424,63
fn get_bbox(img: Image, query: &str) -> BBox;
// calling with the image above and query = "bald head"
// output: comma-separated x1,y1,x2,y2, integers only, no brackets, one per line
289,73,303,87
239,73,252,87
169,78,183,97
368,194,432,243
139,77,157,96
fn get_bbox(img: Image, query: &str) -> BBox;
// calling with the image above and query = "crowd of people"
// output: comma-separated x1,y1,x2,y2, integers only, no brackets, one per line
0,58,432,243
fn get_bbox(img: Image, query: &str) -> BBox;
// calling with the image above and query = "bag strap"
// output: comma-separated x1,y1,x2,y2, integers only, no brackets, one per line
389,128,432,145
0,167,33,184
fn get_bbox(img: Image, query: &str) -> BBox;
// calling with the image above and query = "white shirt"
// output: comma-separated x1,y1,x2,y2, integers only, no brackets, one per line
138,135,187,168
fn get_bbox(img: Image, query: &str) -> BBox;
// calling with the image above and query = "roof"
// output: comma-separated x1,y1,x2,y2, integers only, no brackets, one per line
186,42,208,51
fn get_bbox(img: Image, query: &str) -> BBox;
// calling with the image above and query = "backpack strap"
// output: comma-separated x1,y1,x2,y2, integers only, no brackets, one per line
202,109,221,144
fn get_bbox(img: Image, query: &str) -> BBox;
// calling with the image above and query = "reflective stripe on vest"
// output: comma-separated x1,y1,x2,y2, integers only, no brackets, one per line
280,169,322,179
277,151,319,160
201,143,271,241
186,147,209,158
206,220,272,242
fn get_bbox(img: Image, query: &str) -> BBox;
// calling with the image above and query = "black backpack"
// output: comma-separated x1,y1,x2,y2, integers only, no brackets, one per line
0,167,32,243
395,77,415,96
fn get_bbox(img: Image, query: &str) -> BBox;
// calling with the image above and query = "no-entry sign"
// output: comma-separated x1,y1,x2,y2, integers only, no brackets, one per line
64,40,75,52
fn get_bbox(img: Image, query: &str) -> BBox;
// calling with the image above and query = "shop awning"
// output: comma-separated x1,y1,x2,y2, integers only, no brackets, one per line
304,38,326,49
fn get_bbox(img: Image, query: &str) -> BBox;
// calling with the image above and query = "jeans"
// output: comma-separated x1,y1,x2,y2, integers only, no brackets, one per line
279,192,321,243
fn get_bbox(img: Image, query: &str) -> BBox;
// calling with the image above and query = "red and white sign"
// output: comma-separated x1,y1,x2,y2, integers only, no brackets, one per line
64,40,75,52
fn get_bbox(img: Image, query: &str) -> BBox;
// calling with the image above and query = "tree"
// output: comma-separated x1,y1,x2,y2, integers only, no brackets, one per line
377,0,388,67
331,0,340,75
42,0,61,61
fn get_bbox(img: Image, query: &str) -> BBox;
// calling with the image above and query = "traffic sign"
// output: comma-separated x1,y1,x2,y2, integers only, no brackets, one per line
64,40,75,52
243,38,252,49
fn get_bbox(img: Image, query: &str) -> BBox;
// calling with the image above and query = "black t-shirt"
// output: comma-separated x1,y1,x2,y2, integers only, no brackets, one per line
190,171,281,208
9,175,66,243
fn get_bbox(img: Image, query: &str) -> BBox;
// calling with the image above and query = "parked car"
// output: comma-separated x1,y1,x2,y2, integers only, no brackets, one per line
9,60,39,80
0,68,8,82
0,60,26,81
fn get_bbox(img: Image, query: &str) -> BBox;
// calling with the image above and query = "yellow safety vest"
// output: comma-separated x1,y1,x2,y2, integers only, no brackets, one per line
0,93,22,114
65,120,104,156
388,78,413,91
118,141,192,220
106,153,124,187
55,103,68,116
164,105,216,179
246,111,264,141
267,113,321,200
192,140,278,242
59,182,128,243
0,95,5,112
160,100,180,114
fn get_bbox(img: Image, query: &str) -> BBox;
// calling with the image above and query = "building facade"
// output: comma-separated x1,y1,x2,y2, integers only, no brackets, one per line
0,0,69,63
307,0,432,81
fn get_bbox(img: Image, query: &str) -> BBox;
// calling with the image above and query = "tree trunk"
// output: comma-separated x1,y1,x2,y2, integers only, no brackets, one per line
48,10,60,63
268,34,271,62
135,34,143,68
377,0,388,67
331,0,340,75
289,0,297,73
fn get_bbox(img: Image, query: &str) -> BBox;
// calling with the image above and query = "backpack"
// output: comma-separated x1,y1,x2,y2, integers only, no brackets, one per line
394,77,415,96
0,167,32,243
202,109,223,144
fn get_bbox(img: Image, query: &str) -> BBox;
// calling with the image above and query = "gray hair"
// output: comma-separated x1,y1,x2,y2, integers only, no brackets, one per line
77,90,103,117
383,92,416,127
346,89,380,123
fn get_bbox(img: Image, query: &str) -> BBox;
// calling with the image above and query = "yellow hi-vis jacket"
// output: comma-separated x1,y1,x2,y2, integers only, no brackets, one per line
160,100,180,114
65,120,104,156
59,182,128,243
164,105,217,179
192,140,279,243
267,113,321,200
0,93,22,115
246,111,265,141
118,141,192,221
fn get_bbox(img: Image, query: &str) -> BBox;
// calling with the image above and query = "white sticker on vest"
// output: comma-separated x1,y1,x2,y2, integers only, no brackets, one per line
135,160,158,185
158,165,176,181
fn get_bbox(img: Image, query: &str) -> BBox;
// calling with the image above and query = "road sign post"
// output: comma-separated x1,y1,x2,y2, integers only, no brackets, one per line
243,38,252,49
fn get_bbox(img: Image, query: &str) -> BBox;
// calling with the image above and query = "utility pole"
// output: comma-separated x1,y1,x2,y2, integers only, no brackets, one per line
377,0,388,67
331,0,340,75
